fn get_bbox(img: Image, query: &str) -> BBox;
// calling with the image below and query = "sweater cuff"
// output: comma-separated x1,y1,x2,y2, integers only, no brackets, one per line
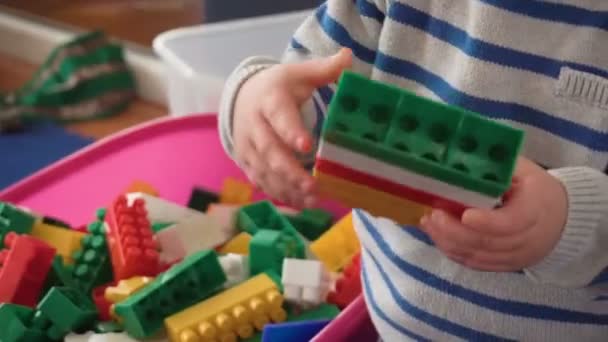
525,167,608,287
218,56,277,158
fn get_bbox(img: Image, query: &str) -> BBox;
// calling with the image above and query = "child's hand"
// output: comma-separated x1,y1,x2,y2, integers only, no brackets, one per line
232,49,352,208
419,157,569,272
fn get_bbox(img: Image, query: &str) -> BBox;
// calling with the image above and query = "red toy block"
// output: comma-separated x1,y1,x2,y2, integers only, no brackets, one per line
0,232,56,307
92,282,116,321
105,195,160,281
327,253,362,309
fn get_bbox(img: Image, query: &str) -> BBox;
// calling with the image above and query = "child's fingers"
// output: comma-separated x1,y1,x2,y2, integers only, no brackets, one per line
422,210,483,250
261,94,312,154
287,48,353,94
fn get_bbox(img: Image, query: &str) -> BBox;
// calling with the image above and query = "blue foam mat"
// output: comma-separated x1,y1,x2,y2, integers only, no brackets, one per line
0,121,93,190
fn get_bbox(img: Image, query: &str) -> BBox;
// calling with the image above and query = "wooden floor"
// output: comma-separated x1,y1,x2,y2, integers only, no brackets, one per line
0,52,167,140
1,0,204,47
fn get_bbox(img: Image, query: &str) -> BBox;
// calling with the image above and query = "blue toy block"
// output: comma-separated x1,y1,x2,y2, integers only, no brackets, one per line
262,319,331,342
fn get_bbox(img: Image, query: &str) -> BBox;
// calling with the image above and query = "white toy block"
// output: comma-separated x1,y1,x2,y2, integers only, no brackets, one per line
219,253,250,288
206,204,240,234
66,331,167,342
281,258,331,307
127,193,233,259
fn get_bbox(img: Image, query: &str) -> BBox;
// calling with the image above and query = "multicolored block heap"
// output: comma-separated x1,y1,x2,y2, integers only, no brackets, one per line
0,178,363,342
313,71,525,223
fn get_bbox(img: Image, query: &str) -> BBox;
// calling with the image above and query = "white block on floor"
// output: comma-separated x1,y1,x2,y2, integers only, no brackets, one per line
219,253,250,288
281,258,331,307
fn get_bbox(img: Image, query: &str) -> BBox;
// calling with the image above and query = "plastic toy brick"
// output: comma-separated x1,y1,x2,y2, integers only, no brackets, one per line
94,321,124,333
123,180,159,197
92,282,115,322
104,195,160,281
114,249,227,338
220,178,254,205
155,226,186,265
0,304,47,342
250,229,305,277
314,170,429,225
207,203,241,236
262,319,331,342
106,276,154,321
65,331,168,342
287,303,340,321
327,253,361,309
106,276,154,303
68,220,113,294
37,286,98,340
0,232,56,307
219,253,250,288
151,221,173,233
318,71,524,198
286,208,334,241
310,213,359,272
165,273,287,342
187,186,219,212
128,192,234,255
0,202,36,236
42,215,71,228
281,258,331,307
219,231,252,255
30,221,86,264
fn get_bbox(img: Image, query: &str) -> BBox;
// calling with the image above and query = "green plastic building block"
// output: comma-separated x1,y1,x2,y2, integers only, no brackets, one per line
322,71,524,197
37,287,97,340
286,208,334,241
151,221,173,233
249,229,305,277
187,186,219,212
114,249,227,338
43,256,76,295
287,303,340,321
96,208,106,221
0,202,36,235
0,304,49,342
67,220,112,294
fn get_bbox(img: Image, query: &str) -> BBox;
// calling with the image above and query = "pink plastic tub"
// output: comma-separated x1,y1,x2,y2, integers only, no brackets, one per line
0,113,376,340
0,114,348,226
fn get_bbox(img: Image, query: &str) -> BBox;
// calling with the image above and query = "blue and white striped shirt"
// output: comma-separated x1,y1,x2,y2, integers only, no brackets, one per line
219,1,608,340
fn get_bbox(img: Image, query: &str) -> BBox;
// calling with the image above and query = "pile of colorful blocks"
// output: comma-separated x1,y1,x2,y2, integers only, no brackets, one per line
0,179,362,342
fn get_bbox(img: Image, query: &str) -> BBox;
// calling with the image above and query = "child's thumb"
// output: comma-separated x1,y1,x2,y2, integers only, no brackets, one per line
290,48,353,91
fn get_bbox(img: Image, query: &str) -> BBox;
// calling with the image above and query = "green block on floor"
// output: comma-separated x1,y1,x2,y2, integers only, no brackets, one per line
0,304,49,342
0,201,36,235
286,208,333,241
37,287,97,339
250,229,305,277
322,71,524,197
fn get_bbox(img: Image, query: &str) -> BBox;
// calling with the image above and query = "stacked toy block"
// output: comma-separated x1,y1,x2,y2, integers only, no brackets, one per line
313,71,525,223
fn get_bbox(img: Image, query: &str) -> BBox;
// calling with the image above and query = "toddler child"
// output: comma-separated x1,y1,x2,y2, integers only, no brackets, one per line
219,1,608,340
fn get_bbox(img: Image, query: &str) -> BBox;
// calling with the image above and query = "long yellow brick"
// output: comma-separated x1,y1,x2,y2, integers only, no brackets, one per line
30,222,86,264
309,213,359,273
314,171,429,226
165,273,286,342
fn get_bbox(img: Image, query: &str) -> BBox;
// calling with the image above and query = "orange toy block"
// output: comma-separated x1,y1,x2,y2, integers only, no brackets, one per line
124,181,159,197
105,195,161,281
220,178,253,205
314,171,428,226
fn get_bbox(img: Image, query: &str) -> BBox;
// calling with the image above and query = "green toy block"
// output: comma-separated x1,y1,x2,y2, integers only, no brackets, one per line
151,221,173,233
0,202,36,235
187,187,219,212
286,208,334,241
322,71,524,197
67,220,112,294
114,249,227,338
287,303,341,321
96,208,106,221
43,256,76,295
37,287,97,339
249,229,305,276
0,304,49,342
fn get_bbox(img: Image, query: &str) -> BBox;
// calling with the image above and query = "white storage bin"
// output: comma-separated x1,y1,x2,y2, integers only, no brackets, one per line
153,10,313,116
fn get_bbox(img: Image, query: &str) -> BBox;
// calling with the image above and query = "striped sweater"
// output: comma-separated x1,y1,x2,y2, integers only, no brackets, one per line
219,1,608,340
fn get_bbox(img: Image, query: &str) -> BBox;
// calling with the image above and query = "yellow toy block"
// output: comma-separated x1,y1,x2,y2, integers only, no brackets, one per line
106,276,154,303
309,212,360,273
220,178,253,205
315,171,429,226
165,273,286,342
124,180,159,196
30,222,86,264
106,276,154,321
219,232,251,255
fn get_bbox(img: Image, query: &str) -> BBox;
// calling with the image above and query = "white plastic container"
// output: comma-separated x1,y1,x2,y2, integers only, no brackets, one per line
153,10,313,116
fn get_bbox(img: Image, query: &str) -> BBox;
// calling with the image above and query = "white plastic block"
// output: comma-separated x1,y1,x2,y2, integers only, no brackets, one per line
281,258,331,307
66,332,167,342
126,192,209,223
206,204,240,234
219,253,250,288
155,224,186,264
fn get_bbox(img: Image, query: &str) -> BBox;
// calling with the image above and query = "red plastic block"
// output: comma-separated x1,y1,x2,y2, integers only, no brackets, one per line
105,195,160,281
327,253,362,309
92,282,116,321
0,233,56,307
